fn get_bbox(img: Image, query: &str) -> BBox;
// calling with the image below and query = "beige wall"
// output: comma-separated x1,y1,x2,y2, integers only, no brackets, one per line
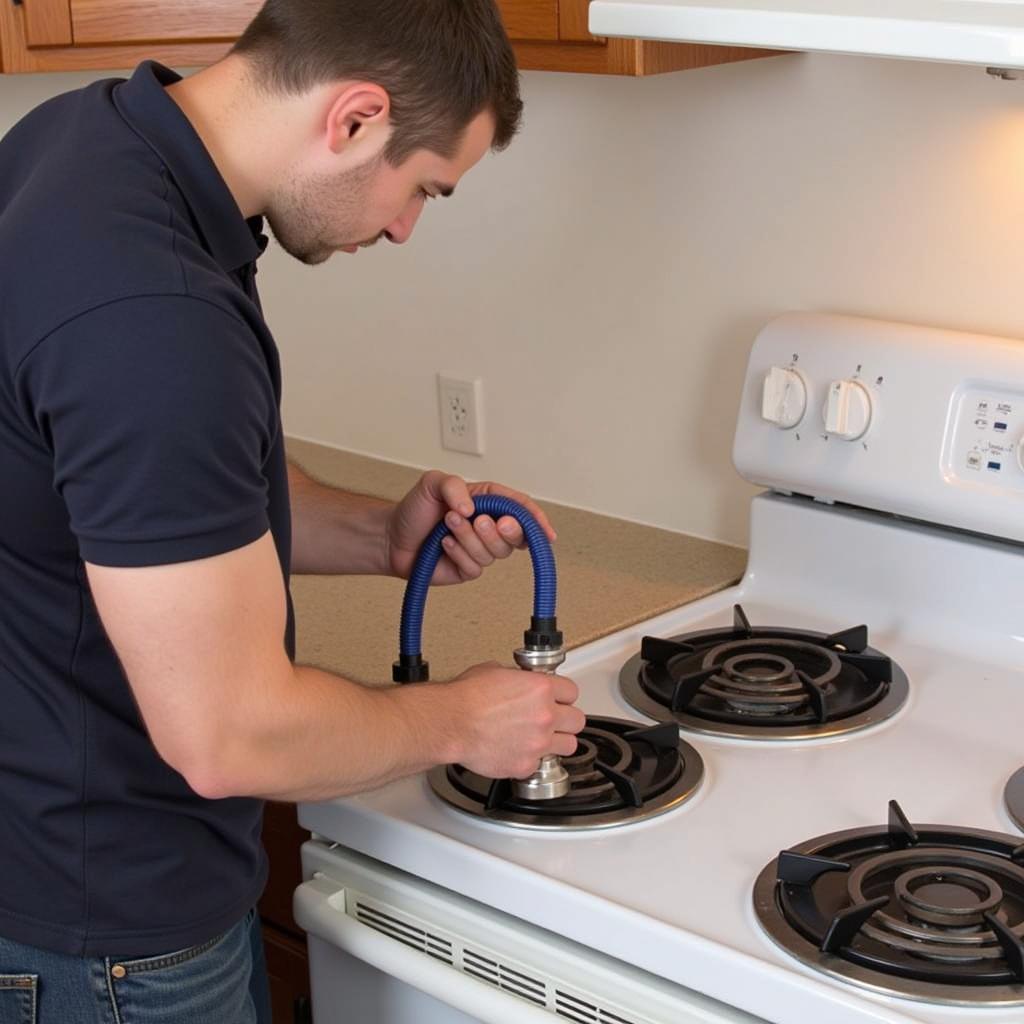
4,55,1023,546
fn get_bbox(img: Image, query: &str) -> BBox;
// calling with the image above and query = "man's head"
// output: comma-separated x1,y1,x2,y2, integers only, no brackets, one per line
231,0,522,264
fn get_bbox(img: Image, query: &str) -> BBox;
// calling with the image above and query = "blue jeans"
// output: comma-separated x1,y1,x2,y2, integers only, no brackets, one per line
0,908,272,1024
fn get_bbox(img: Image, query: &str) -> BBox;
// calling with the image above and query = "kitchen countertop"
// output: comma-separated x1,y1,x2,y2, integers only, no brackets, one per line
286,437,748,684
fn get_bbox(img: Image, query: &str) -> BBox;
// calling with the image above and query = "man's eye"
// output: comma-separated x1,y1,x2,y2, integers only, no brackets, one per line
419,189,435,202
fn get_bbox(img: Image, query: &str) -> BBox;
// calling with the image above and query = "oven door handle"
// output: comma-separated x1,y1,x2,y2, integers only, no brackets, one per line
294,875,555,1024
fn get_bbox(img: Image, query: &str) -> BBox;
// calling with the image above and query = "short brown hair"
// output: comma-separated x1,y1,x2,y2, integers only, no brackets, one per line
233,0,523,165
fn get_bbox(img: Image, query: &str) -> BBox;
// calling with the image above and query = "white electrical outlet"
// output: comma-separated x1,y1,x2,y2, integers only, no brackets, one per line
437,374,485,455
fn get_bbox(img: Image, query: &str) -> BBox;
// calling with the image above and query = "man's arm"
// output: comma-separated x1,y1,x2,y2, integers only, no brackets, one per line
287,460,559,583
287,462,393,575
86,532,584,803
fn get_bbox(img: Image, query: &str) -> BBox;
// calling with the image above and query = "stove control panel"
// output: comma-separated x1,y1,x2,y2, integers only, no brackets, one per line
948,388,1024,488
734,314,1024,545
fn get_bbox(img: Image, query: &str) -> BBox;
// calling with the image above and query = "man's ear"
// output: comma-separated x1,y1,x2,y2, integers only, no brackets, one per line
324,83,390,154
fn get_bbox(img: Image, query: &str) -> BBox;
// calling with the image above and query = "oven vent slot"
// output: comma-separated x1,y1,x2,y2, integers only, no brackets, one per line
463,948,547,1005
555,989,639,1023
353,898,454,965
347,889,659,1023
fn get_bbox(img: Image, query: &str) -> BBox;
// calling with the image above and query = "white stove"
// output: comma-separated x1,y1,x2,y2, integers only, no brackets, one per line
294,314,1024,1024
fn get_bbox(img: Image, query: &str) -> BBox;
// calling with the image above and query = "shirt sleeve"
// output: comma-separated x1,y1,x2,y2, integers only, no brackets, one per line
16,294,278,567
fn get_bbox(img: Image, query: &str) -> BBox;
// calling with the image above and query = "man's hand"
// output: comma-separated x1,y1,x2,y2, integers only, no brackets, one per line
386,471,556,584
442,663,585,779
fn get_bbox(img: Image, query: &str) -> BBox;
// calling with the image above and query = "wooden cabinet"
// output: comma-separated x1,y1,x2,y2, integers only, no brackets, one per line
1,0,781,76
0,0,249,70
259,801,312,1024
264,927,313,1024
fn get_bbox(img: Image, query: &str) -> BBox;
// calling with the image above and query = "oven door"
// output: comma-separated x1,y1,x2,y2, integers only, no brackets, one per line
294,840,764,1024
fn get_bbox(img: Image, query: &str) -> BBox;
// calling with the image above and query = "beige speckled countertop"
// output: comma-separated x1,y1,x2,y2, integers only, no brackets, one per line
286,438,748,684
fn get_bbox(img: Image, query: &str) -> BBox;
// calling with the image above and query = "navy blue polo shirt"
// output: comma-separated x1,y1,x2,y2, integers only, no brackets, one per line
0,62,294,957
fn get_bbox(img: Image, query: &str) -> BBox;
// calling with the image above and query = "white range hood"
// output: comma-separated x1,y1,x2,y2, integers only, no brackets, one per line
587,0,1024,69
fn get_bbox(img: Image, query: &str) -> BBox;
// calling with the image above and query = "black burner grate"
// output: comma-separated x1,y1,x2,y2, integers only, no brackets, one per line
755,801,1024,1005
427,716,704,831
619,605,909,740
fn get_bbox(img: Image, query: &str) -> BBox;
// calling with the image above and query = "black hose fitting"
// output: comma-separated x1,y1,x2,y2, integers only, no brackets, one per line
393,653,430,684
524,616,563,651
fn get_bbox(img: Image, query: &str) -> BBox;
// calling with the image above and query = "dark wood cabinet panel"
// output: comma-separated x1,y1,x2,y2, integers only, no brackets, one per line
259,801,309,939
263,924,312,1024
260,803,311,1023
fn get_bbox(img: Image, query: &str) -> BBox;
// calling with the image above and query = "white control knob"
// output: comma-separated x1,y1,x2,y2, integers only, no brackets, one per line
823,379,873,441
761,366,807,429
1017,436,1024,473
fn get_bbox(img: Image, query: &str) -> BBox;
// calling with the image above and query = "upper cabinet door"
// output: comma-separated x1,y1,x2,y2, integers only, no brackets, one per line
496,0,559,41
70,0,260,44
20,0,71,46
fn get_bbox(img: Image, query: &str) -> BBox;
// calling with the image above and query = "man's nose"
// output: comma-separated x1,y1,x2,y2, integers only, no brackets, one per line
383,199,425,245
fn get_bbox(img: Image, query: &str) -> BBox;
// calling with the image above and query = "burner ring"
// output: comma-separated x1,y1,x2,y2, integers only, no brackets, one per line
873,907,1010,948
556,728,637,800
846,849,1024,963
701,641,836,716
703,638,843,692
558,737,605,788
895,866,1003,927
859,920,1006,964
575,727,633,774
719,653,800,690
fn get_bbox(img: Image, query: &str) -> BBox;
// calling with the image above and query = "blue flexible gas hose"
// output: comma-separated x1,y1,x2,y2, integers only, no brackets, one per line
393,496,560,683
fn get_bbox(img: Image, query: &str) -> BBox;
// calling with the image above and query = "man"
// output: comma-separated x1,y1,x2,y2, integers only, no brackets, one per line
0,1,585,1020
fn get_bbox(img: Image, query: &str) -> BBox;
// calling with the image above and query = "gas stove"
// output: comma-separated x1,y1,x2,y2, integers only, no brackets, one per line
296,313,1024,1024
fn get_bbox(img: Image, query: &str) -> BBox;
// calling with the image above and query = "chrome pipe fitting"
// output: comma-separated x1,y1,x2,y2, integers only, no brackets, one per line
512,644,570,801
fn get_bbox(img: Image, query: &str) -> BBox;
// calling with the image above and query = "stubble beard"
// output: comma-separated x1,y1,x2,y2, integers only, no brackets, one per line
264,153,384,266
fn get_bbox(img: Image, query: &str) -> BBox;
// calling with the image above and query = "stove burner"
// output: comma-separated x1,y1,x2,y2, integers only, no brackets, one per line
619,604,908,739
1004,767,1024,832
754,801,1024,1005
427,716,703,830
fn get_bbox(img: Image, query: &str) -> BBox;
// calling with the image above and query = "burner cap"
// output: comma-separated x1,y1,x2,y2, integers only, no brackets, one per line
754,801,1024,1005
427,716,703,830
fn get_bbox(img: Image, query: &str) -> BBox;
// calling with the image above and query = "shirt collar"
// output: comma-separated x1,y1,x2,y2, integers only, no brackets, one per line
113,61,264,273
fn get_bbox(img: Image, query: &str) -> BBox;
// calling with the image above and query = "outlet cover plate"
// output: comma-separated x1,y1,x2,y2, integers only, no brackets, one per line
438,374,485,455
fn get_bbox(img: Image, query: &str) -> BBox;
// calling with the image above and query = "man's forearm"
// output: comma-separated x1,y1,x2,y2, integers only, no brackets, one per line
200,664,463,803
288,462,393,575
